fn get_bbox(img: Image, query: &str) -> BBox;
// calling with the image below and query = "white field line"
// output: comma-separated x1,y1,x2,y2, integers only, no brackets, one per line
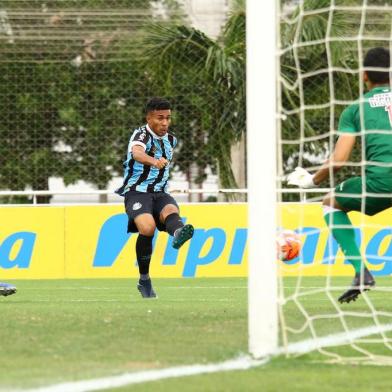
23,356,267,392
27,299,238,303
16,323,392,392
278,323,392,355
14,286,248,290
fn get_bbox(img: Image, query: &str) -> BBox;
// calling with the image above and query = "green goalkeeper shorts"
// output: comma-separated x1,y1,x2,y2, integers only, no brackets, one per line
335,176,392,216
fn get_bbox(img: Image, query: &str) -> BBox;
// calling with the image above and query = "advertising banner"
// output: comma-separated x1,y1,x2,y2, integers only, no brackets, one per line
0,204,247,279
0,203,391,279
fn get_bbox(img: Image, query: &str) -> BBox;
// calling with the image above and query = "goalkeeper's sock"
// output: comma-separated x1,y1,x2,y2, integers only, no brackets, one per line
136,234,153,275
323,207,362,274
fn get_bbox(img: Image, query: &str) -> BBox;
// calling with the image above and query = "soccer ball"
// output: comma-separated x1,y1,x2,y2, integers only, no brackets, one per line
276,230,301,261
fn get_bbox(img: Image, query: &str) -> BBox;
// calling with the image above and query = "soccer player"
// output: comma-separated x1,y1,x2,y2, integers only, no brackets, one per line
288,47,392,304
0,282,16,296
116,97,194,298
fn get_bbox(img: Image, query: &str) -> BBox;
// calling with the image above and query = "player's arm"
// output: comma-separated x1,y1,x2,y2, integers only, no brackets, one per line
312,133,356,185
287,134,356,188
288,105,358,188
132,145,168,169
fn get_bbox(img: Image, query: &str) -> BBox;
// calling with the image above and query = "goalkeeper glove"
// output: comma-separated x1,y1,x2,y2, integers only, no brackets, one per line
287,167,316,189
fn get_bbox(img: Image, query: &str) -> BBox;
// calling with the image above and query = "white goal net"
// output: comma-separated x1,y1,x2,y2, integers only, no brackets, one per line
248,0,392,365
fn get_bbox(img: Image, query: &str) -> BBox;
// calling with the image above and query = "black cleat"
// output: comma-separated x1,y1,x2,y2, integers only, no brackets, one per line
172,224,194,249
0,283,17,297
137,279,157,299
338,268,375,304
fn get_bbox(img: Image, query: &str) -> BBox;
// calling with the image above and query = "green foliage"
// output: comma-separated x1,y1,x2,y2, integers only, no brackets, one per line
0,0,184,199
0,63,63,193
52,62,147,190
140,24,219,185
0,0,246,199
1,0,160,9
140,3,246,191
280,0,391,200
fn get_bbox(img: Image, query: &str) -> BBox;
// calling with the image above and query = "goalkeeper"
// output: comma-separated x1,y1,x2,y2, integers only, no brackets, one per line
288,47,392,304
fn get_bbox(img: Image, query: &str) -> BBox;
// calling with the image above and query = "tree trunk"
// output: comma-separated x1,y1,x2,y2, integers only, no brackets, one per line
186,167,192,203
189,163,200,202
99,193,108,203
33,176,51,204
230,133,246,201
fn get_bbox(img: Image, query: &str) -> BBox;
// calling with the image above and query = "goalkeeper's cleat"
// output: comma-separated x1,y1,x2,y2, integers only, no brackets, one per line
0,282,17,297
338,268,375,304
172,224,194,249
137,279,157,299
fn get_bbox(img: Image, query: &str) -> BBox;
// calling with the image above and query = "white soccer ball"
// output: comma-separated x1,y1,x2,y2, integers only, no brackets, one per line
276,230,301,262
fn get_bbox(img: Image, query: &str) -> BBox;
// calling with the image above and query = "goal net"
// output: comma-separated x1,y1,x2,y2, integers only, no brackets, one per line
248,0,392,364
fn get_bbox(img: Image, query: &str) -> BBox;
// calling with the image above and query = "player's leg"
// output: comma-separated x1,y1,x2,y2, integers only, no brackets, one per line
0,282,17,297
324,177,376,303
160,204,194,249
323,195,363,276
323,196,375,303
134,213,157,298
124,191,157,298
155,194,194,249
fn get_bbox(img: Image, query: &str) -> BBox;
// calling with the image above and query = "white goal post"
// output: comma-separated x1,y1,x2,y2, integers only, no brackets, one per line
247,0,279,358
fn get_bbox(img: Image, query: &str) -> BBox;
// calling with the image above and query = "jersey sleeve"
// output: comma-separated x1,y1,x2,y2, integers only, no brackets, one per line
128,129,150,152
338,105,359,134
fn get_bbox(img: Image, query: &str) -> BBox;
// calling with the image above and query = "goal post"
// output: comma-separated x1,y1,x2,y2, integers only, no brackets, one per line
247,0,279,358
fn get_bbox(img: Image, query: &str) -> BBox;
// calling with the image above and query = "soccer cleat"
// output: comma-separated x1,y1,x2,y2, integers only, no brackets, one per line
172,224,194,249
137,279,157,298
338,268,375,304
0,282,17,297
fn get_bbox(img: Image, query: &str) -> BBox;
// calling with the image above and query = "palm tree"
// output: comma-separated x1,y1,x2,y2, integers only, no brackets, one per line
281,0,392,202
141,0,246,200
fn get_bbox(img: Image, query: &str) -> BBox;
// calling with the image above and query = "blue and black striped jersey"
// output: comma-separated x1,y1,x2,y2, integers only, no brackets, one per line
116,124,177,195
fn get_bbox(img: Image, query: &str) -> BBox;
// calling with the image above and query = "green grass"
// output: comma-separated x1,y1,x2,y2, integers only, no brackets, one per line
1,277,392,391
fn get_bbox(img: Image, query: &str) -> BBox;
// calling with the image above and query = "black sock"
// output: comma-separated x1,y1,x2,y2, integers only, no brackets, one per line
164,213,184,236
136,234,153,276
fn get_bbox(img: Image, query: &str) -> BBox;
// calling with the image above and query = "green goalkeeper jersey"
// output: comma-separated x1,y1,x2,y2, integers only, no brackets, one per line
338,86,392,177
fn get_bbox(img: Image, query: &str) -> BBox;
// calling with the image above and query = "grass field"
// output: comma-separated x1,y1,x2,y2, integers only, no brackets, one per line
1,277,392,391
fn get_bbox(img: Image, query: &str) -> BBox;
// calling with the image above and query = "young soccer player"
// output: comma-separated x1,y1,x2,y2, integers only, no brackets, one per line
288,47,392,303
0,282,16,296
116,98,194,298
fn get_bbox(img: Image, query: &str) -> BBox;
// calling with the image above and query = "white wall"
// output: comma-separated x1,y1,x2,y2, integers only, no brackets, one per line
181,0,229,38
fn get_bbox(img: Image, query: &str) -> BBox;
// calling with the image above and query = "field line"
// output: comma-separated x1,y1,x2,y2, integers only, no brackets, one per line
16,323,392,392
24,356,267,392
278,323,392,355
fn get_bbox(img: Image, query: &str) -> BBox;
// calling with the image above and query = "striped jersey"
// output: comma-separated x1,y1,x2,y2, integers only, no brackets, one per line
116,124,177,195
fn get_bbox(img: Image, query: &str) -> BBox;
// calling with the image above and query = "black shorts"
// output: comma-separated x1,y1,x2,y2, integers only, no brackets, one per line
124,191,179,233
